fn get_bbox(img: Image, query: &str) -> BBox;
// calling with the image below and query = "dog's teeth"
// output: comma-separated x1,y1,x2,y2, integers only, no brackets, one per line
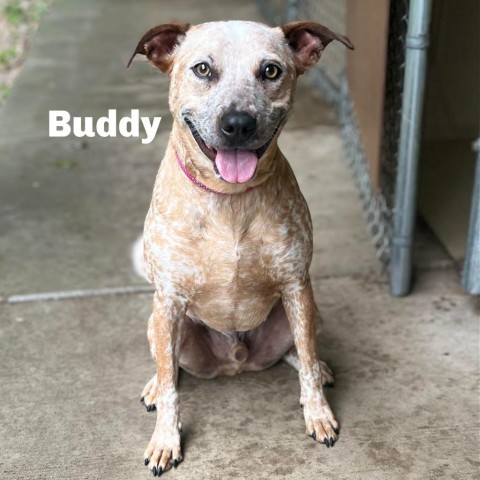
215,172,222,179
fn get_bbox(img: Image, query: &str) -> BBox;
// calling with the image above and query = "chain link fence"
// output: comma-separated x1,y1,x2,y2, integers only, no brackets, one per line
257,0,409,265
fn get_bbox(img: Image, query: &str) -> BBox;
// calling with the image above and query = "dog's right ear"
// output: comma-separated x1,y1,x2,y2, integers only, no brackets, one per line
127,23,190,73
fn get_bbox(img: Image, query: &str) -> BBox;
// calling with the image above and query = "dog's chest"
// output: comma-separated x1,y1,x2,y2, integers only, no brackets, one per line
188,217,287,330
146,196,311,331
192,210,284,284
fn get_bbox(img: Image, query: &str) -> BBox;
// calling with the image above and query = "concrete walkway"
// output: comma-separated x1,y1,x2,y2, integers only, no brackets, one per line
1,1,478,479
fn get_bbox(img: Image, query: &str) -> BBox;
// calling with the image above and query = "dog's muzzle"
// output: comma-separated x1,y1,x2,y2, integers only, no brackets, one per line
183,116,284,185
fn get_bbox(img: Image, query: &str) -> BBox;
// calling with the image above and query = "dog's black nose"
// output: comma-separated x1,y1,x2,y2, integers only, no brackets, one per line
220,112,256,146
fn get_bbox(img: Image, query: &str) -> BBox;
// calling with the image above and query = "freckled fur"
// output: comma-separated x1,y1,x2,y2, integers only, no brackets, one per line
129,19,353,472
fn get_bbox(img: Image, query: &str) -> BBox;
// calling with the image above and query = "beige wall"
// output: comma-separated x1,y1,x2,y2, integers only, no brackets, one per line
422,0,479,142
418,0,480,261
347,0,390,188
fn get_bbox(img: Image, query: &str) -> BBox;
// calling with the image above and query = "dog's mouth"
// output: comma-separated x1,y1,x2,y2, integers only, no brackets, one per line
184,118,281,184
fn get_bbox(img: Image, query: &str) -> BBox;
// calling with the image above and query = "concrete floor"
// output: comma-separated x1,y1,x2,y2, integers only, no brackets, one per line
0,1,479,479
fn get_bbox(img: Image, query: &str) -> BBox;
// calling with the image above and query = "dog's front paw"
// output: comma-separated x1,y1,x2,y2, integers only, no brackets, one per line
144,419,182,476
303,394,339,448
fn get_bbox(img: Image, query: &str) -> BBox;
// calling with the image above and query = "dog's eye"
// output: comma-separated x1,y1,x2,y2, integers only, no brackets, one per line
263,64,282,81
193,62,212,79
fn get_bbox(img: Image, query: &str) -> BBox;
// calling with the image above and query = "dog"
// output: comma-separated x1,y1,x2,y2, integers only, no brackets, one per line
128,20,353,476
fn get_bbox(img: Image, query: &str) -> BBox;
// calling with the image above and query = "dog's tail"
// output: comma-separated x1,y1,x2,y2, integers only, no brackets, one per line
131,235,149,282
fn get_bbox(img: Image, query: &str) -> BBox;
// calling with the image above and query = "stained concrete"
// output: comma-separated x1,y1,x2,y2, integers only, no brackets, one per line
1,277,478,480
0,0,479,479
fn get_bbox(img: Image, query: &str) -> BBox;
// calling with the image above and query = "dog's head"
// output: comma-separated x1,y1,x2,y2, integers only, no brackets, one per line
128,21,353,186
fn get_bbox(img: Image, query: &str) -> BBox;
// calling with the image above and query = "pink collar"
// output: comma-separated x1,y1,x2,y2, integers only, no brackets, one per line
175,152,259,195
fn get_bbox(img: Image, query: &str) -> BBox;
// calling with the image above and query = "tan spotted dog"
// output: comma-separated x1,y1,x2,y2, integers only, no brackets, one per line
128,20,353,476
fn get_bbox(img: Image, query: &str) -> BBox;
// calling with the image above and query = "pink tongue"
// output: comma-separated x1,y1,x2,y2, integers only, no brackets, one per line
215,150,258,184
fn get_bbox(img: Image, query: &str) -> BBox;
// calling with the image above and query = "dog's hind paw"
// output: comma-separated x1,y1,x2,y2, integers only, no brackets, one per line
141,374,158,412
318,360,335,387
283,349,335,387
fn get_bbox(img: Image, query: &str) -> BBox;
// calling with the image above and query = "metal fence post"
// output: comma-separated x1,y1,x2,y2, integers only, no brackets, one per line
390,0,433,296
462,138,480,295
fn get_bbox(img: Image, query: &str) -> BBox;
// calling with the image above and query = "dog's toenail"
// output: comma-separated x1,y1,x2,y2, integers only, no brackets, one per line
140,396,145,404
333,427,340,435
325,382,334,388
144,458,149,466
157,467,163,476
173,459,179,468
311,431,316,440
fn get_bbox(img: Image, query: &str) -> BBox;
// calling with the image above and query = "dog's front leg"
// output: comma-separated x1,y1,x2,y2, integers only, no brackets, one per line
282,280,339,447
144,292,185,475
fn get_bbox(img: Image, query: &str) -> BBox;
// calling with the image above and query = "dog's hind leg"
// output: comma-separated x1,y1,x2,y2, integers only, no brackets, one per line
141,373,158,411
141,312,249,403
141,314,161,411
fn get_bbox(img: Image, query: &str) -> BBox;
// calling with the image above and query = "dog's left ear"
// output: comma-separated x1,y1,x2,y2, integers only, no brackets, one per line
127,23,190,73
281,21,354,74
